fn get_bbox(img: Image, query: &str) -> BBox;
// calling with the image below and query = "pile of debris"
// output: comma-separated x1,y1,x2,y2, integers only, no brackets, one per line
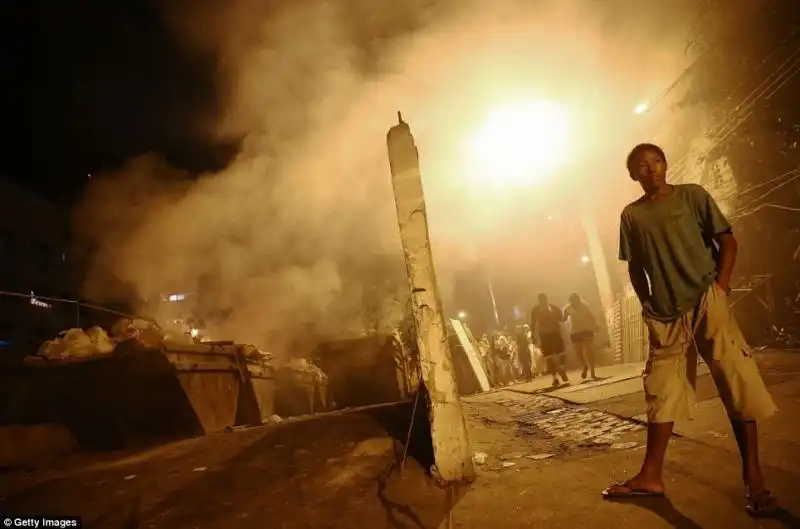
31,318,166,361
280,357,328,385
28,318,273,363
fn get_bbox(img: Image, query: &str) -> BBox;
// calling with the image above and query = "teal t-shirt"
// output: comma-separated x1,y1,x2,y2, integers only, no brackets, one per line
618,184,732,321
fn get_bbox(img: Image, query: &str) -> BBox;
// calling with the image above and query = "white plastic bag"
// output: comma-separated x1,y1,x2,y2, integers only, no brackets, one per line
38,339,67,360
61,328,96,358
85,326,115,355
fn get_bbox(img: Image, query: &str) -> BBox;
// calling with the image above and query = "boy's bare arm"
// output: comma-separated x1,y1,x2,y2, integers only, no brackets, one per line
628,260,651,307
714,231,738,291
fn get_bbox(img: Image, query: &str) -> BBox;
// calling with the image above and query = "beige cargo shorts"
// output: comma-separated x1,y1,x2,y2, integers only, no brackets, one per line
643,283,778,424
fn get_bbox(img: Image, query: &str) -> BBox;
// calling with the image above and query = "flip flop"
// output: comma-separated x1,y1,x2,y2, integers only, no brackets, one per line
602,482,665,499
746,490,777,517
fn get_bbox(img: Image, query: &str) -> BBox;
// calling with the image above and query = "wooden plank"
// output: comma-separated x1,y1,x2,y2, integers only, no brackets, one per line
449,319,490,392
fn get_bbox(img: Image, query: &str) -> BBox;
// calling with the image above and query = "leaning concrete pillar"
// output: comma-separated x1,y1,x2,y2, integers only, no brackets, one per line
386,112,475,483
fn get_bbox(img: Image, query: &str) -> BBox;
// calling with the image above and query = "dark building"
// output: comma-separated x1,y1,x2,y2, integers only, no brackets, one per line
0,179,77,358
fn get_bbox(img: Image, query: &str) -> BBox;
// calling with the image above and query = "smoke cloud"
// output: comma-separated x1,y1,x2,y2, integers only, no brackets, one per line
73,0,697,353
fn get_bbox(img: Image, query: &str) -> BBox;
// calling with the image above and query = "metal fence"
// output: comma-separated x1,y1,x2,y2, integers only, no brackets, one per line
608,283,649,364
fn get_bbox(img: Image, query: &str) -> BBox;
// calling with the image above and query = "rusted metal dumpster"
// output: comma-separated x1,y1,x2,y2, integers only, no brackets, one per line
235,353,277,426
273,364,328,417
311,334,412,411
1,340,276,451
1,354,124,450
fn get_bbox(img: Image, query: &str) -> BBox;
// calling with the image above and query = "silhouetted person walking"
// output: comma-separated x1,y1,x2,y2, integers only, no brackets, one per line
565,293,598,380
515,324,534,380
531,293,569,387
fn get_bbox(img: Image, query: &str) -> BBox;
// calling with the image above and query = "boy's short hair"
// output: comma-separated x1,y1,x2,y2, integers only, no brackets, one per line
626,143,667,178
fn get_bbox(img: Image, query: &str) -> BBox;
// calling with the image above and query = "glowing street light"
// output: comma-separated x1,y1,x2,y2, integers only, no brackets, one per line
580,254,591,265
463,99,571,189
633,101,649,115
458,311,468,319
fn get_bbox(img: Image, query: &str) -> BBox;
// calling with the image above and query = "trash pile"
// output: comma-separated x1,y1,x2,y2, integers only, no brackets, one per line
32,318,166,361
29,317,279,365
241,344,273,362
36,327,116,360
279,358,328,385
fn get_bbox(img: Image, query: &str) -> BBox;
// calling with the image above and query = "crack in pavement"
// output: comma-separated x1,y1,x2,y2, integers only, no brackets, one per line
375,462,426,529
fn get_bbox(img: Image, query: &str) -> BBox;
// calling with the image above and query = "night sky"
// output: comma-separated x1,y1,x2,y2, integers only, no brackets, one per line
2,0,234,204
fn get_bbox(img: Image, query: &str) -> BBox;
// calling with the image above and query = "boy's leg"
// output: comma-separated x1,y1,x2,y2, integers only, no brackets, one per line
695,284,777,509
603,314,695,497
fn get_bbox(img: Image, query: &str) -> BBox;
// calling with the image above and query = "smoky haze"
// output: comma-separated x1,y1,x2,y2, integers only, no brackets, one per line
73,0,698,354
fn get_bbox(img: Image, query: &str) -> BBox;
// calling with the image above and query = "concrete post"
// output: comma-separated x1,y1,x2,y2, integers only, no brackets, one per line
580,202,619,354
386,112,475,483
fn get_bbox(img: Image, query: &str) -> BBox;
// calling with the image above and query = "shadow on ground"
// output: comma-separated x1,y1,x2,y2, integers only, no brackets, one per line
605,496,703,529
0,398,469,529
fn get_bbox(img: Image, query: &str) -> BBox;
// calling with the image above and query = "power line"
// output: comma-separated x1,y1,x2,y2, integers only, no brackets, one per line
738,166,800,196
697,25,800,135
669,42,800,184
642,3,794,118
649,18,800,182
0,289,136,320
670,42,800,172
729,169,800,220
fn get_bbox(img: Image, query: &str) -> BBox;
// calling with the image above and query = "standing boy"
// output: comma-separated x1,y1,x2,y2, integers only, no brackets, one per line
602,143,777,517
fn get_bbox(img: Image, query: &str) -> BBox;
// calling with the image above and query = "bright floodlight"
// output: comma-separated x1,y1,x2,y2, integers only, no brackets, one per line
634,101,649,115
458,311,467,319
465,99,571,188
580,255,591,264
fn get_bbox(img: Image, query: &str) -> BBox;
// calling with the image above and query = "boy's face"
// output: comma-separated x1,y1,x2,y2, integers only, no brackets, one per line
629,148,667,191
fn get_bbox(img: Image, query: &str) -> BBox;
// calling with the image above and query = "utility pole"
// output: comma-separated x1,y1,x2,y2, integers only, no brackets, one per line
386,112,475,483
486,270,501,327
580,200,617,350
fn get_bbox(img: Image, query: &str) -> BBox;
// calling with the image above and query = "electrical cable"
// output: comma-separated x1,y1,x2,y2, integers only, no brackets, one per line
0,289,138,320
670,47,800,183
650,20,800,181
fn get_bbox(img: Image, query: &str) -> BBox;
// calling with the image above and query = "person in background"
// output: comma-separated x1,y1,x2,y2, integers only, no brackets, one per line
477,334,498,387
491,333,515,385
530,293,569,387
602,143,777,517
531,341,546,377
565,293,599,380
515,324,534,380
